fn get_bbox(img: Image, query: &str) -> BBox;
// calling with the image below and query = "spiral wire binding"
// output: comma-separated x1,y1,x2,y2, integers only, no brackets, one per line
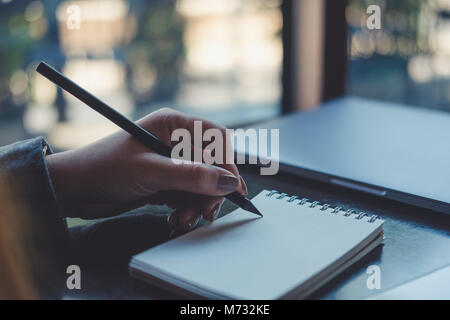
266,190,381,223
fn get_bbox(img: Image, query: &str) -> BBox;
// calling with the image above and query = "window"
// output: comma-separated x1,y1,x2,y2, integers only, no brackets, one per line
346,0,450,112
0,0,282,149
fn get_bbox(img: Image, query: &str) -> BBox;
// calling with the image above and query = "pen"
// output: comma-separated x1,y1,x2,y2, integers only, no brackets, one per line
36,61,263,217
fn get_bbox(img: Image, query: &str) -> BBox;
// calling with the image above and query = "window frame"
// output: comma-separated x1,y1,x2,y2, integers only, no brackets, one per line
281,0,348,113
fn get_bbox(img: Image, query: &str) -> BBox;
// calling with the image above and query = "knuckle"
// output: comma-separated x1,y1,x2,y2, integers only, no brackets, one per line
190,164,208,189
159,108,184,131
157,107,175,115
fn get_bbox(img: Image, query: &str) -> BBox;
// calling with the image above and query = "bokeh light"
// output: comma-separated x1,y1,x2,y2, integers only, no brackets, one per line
0,0,282,149
347,0,450,111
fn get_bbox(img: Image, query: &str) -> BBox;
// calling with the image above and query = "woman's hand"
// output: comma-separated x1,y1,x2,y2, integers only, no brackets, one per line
45,108,247,231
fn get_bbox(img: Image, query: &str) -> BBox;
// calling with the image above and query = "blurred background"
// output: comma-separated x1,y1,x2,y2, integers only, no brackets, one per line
0,0,449,150
347,0,450,111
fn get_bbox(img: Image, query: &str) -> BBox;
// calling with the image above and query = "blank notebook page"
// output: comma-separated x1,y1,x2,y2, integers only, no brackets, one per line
131,190,384,299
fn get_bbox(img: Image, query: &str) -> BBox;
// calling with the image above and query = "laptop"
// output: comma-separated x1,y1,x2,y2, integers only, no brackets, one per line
235,97,450,215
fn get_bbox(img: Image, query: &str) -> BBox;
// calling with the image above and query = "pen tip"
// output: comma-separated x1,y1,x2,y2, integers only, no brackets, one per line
246,202,263,217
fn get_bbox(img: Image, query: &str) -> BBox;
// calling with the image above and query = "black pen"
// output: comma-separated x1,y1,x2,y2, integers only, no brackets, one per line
36,61,262,217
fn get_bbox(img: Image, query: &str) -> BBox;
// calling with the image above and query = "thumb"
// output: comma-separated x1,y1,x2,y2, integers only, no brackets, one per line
150,155,240,196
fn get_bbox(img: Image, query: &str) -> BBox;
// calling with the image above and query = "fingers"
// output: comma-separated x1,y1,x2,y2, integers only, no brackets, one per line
140,153,241,196
138,108,248,195
167,196,225,232
202,197,225,222
194,146,247,195
238,175,248,195
138,108,227,148
168,207,200,231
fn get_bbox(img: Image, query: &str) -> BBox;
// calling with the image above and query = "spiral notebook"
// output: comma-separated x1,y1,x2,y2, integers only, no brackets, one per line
129,190,384,299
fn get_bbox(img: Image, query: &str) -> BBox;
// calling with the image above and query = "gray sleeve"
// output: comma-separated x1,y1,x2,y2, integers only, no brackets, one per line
0,137,68,297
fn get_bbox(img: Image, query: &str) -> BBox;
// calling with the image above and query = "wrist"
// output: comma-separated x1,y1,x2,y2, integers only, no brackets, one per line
45,151,85,218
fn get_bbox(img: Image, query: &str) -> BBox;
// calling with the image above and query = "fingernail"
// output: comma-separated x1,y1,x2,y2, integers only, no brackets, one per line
213,202,223,220
167,213,177,230
188,216,200,230
239,175,248,195
217,174,239,192
207,202,222,221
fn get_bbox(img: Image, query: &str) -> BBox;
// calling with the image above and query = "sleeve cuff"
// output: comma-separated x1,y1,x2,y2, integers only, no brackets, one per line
0,137,68,296
0,137,59,218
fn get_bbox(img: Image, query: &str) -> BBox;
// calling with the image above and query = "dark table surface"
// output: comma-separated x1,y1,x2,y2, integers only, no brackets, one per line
62,166,450,300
